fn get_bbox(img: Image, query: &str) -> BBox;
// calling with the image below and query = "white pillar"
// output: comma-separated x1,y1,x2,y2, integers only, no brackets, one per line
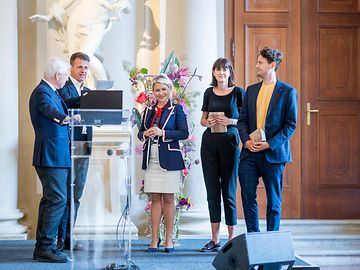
165,0,224,237
0,1,27,239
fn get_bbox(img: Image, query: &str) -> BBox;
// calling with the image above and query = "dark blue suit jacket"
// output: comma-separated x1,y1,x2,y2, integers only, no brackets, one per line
238,80,298,163
29,80,71,167
138,101,189,171
58,79,93,155
57,79,90,108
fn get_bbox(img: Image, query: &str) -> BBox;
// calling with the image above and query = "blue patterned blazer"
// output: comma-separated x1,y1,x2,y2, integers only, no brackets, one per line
137,100,189,171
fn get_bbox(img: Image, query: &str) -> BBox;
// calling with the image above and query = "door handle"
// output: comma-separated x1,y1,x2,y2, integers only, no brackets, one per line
306,102,319,126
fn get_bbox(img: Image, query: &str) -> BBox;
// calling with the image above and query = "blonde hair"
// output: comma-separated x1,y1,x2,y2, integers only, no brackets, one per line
151,73,173,91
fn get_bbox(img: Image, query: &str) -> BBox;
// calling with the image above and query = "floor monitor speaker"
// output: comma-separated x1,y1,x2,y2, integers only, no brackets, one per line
212,231,295,270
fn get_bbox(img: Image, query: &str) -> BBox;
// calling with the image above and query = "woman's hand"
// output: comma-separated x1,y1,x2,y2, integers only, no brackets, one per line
144,127,162,138
217,116,234,126
206,117,217,128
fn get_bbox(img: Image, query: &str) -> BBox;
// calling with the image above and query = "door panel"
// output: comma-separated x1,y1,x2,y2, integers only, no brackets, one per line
302,0,360,218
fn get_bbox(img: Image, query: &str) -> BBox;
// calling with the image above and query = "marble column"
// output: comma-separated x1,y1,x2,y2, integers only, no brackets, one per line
164,0,227,238
0,1,27,239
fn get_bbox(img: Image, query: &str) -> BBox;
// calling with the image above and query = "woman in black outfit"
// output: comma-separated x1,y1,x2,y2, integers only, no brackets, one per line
200,58,244,251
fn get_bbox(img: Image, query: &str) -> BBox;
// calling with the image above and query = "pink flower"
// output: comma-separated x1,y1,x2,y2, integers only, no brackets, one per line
135,143,144,155
178,67,190,77
182,168,188,177
179,76,189,87
145,201,152,212
187,134,196,142
150,95,157,106
135,92,149,104
179,99,190,115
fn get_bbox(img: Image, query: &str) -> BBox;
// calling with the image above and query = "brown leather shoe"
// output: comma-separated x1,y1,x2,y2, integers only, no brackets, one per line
200,240,221,252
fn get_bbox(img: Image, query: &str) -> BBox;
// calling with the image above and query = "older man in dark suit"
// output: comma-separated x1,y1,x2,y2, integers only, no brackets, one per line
29,57,79,263
238,47,298,233
57,52,92,250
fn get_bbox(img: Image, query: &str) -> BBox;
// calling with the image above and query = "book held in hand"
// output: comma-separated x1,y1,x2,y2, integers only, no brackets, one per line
208,112,227,133
249,128,266,142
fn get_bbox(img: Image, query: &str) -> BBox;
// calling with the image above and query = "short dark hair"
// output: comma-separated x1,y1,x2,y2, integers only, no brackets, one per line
70,52,90,66
259,47,283,71
211,58,235,87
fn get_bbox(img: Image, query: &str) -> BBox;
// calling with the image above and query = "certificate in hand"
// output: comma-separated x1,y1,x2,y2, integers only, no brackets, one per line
249,128,266,142
209,112,227,133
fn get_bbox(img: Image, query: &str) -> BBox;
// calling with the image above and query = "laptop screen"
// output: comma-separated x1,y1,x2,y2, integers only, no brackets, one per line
80,90,123,109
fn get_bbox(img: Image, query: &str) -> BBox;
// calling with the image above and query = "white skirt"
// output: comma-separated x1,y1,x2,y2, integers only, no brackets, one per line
144,144,181,194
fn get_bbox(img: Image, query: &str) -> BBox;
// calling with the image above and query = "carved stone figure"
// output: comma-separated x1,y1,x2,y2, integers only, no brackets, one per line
30,0,131,81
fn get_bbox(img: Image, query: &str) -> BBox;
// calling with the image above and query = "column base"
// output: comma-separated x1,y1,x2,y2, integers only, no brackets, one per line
178,208,228,239
74,222,139,240
0,209,28,240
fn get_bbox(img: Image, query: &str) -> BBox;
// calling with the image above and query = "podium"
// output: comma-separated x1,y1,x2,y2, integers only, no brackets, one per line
69,109,137,269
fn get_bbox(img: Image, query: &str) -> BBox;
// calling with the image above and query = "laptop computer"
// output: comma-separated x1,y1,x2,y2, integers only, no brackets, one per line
79,90,124,125
80,90,123,110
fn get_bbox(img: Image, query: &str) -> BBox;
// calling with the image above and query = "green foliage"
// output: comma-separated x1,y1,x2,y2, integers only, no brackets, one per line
132,107,142,129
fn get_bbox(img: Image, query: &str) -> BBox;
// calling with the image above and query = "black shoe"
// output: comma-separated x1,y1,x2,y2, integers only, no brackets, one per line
164,246,175,253
164,240,175,253
200,240,221,252
73,242,85,251
58,239,84,251
34,248,69,263
57,239,69,251
33,246,39,260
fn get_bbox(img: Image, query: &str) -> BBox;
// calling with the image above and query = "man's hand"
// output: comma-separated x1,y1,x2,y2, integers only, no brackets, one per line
61,114,81,125
245,140,270,152
62,116,71,125
72,114,81,123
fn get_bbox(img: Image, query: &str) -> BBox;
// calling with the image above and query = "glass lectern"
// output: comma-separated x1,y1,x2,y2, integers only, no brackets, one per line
69,109,137,269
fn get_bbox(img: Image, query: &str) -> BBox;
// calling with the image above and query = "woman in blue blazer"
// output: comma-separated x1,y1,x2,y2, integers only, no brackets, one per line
138,73,189,253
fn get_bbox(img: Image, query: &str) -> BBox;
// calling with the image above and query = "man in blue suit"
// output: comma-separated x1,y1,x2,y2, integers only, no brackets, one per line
29,57,78,263
57,52,92,250
238,47,298,232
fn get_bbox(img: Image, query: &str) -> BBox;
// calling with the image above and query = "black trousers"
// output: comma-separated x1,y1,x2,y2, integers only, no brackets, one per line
200,128,240,225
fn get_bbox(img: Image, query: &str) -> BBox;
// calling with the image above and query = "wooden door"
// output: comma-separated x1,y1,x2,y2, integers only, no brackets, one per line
227,0,302,219
302,0,360,218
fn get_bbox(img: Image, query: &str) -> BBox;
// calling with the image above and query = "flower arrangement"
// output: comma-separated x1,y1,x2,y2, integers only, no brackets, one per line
126,51,201,241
